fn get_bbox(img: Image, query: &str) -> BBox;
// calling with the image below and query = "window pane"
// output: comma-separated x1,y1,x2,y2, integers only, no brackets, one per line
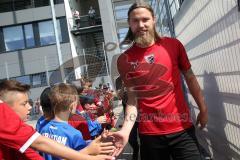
35,0,49,7
0,1,13,13
54,0,64,4
57,19,63,42
118,28,128,42
39,21,55,45
115,4,131,10
24,24,35,48
0,29,5,52
32,74,42,86
14,0,32,11
16,75,31,85
115,4,131,20
58,18,69,43
38,20,62,46
115,9,128,20
3,26,25,51
31,72,47,87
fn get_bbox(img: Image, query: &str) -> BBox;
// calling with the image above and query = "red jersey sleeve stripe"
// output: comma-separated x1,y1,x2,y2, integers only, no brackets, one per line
19,132,40,153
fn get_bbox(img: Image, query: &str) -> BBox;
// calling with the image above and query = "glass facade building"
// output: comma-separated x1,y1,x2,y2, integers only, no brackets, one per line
150,0,185,37
0,17,68,53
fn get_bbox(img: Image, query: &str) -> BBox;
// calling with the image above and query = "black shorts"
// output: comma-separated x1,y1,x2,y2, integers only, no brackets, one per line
140,126,202,160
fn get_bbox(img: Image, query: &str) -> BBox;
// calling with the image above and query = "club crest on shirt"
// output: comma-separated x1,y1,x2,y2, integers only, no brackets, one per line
144,54,155,64
130,60,139,69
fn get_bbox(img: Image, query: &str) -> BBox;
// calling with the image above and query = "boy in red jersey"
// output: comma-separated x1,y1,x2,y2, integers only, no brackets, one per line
0,80,43,160
111,2,208,160
0,80,115,160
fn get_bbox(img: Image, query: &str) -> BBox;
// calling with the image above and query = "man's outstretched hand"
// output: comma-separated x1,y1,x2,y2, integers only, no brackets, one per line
107,130,129,157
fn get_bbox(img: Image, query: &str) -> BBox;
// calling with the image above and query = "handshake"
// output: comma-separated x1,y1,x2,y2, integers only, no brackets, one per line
85,129,126,158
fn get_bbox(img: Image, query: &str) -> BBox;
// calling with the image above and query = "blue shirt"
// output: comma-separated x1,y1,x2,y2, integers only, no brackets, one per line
39,120,87,160
36,115,49,132
76,110,102,137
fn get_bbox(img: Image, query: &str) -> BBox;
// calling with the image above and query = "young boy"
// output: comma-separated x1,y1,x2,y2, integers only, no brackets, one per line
36,87,53,132
36,86,101,141
75,86,106,139
37,87,91,141
39,83,115,159
0,80,43,160
0,80,115,160
79,96,106,137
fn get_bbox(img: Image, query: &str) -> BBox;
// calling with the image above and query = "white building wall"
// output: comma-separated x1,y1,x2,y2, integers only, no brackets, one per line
98,0,121,87
63,0,83,79
0,43,72,79
174,1,240,160
0,51,21,78
0,4,65,27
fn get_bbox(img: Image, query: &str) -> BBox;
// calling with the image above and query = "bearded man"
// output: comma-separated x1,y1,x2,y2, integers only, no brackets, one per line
111,2,208,160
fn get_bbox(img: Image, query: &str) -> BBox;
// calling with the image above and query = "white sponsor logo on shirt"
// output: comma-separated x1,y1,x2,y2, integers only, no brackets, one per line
42,133,67,145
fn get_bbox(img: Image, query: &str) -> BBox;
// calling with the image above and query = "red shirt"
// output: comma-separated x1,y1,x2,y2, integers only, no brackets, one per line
117,37,193,135
77,104,84,112
69,114,91,140
0,101,43,160
0,145,43,160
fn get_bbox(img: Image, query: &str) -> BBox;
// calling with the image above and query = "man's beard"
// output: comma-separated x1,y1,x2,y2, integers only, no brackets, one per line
134,28,155,47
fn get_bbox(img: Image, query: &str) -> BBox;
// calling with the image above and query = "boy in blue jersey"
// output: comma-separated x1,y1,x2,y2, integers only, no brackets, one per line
36,87,53,132
37,87,105,140
37,87,92,140
39,83,115,160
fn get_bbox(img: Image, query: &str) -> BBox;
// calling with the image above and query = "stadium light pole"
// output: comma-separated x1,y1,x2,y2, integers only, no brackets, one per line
102,42,110,80
50,0,66,83
5,62,9,80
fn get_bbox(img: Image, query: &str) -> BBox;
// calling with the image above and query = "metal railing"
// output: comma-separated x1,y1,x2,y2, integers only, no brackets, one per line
76,46,107,79
68,15,102,30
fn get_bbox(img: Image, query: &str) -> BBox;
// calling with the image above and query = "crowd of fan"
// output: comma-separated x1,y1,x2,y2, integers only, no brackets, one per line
0,79,117,160
37,78,117,140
